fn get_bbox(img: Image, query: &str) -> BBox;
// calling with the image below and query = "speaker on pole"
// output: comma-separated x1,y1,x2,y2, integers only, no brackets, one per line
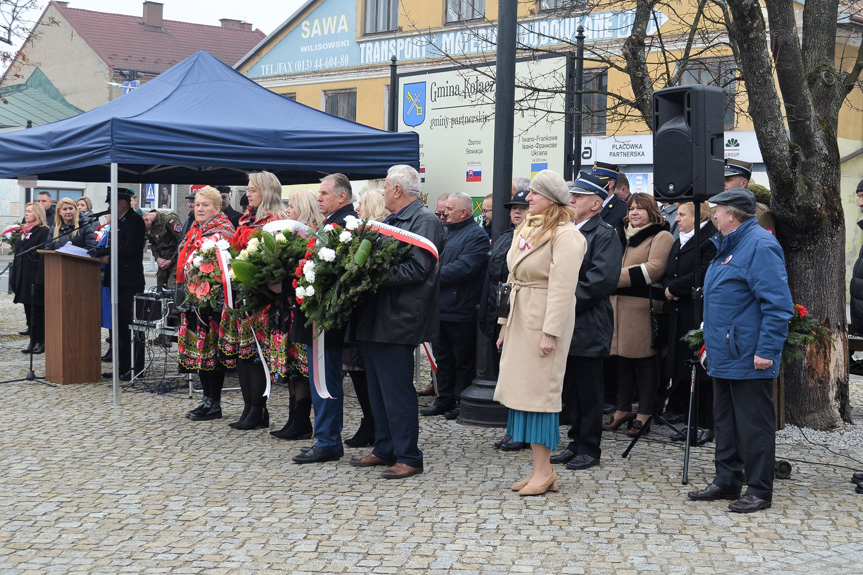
653,85,725,202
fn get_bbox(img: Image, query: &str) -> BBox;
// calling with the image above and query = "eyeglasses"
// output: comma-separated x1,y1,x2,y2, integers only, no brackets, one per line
481,209,493,214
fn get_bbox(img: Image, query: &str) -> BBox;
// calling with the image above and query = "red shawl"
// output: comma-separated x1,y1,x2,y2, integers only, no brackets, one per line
230,208,279,252
176,212,235,283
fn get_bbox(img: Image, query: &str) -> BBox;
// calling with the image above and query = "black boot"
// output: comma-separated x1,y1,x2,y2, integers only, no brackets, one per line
190,401,222,421
229,404,251,428
271,401,312,440
344,417,375,447
187,397,211,419
271,395,296,437
233,406,269,430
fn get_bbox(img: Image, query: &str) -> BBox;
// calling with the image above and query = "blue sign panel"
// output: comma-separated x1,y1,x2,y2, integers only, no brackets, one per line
247,0,668,79
403,82,426,127
145,183,157,202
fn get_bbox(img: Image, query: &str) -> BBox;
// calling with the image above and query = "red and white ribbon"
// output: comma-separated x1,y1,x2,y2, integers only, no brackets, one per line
422,342,437,373
215,248,234,309
311,322,332,399
247,313,273,398
365,220,439,261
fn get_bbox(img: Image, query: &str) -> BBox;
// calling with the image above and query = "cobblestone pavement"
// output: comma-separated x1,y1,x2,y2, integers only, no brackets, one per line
0,294,861,574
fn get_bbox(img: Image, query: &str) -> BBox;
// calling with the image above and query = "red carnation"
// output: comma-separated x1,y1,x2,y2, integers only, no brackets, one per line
795,304,808,318
292,279,298,289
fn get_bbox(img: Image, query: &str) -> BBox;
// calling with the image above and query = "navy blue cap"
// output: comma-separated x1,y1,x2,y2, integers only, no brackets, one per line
505,189,529,208
591,161,619,181
569,171,609,200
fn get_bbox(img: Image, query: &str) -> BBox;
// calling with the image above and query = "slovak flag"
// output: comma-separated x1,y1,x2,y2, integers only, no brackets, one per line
466,164,482,182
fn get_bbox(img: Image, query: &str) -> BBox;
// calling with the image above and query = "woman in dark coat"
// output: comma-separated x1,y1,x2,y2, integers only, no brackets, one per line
12,203,51,354
46,197,97,251
663,201,717,444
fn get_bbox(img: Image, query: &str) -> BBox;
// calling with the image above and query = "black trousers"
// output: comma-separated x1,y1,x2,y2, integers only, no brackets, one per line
616,355,660,415
561,355,604,459
712,377,775,500
117,285,145,375
432,320,477,409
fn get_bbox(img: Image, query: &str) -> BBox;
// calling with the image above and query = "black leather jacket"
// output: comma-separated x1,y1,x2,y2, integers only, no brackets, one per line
353,199,445,345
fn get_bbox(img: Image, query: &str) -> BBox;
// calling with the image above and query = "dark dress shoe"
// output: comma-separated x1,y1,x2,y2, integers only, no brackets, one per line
18,328,29,336
292,445,344,464
499,439,527,451
186,399,211,419
728,494,772,513
852,471,863,483
670,430,686,442
856,484,863,494
189,403,222,421
119,370,135,382
443,407,460,420
31,343,44,354
101,349,112,362
493,434,512,449
101,371,114,379
381,462,423,479
688,483,742,501
565,454,600,470
21,343,32,354
550,449,577,465
663,412,686,424
420,403,451,417
349,453,394,467
417,382,435,396
695,429,715,446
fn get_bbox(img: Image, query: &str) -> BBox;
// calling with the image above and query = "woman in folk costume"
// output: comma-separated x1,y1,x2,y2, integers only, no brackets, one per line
219,171,289,430
495,170,586,496
177,186,235,421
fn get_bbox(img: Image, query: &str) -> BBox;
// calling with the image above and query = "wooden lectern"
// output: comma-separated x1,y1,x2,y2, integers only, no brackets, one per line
39,250,103,384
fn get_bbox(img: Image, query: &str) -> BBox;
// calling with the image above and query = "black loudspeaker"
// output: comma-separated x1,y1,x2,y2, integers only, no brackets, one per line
652,85,725,201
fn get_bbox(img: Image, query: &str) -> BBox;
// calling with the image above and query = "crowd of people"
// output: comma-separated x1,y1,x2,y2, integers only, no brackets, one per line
9,159,795,510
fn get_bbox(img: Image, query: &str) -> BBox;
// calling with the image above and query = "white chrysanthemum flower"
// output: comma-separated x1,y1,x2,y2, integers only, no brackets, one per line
319,247,336,262
237,249,249,260
248,237,260,247
344,215,359,231
295,286,306,298
247,244,257,255
303,260,315,273
323,224,334,232
276,233,287,243
228,268,236,280
338,230,352,243
216,239,230,251
304,285,315,297
304,271,315,283
201,240,216,252
192,256,203,267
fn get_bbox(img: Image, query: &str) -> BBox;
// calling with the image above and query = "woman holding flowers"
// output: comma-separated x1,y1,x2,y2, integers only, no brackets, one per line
177,186,235,421
269,188,322,441
221,171,289,430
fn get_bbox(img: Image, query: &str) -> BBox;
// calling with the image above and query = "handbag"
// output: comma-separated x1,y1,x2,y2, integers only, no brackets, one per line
648,289,669,349
496,282,512,319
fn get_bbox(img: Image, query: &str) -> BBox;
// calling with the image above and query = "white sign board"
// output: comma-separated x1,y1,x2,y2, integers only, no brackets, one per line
398,57,568,202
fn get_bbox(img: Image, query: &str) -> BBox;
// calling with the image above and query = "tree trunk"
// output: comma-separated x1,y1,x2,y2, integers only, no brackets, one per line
725,0,850,429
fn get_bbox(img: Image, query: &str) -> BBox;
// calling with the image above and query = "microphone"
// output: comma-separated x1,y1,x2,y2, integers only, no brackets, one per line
87,209,111,219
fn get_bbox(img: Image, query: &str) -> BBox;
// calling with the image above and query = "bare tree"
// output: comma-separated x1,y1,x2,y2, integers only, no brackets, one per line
1,0,41,74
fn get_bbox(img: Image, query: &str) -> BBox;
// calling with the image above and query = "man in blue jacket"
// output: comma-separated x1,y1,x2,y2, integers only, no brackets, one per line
421,192,489,420
687,188,792,513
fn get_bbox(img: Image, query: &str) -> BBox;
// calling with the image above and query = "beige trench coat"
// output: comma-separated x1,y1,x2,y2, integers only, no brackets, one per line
609,225,675,358
494,222,587,413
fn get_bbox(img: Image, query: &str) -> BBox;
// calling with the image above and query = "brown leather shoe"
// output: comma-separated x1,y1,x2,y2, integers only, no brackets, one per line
380,462,423,479
417,383,435,396
349,453,394,468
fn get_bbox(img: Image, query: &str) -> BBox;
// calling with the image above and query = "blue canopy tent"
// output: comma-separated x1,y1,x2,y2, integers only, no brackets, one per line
0,50,419,402
0,50,418,184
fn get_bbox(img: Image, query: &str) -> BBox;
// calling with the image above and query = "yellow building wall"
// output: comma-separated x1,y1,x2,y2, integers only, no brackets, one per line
273,76,389,128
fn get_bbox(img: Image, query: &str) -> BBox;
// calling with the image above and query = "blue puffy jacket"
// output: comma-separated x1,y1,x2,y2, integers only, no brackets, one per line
703,218,793,380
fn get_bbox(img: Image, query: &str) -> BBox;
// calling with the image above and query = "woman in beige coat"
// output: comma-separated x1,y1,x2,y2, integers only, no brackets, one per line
605,193,675,436
495,170,586,496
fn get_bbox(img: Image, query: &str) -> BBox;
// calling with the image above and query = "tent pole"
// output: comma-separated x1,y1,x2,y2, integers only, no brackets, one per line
110,164,119,406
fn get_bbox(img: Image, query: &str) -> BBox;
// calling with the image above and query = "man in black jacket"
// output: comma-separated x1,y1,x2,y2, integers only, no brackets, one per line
217,186,242,228
94,187,146,381
292,173,358,464
594,161,626,228
350,165,444,479
421,192,489,420
35,191,56,229
550,172,622,470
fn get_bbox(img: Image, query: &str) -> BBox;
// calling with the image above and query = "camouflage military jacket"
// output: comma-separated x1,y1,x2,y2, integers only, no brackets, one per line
147,211,183,261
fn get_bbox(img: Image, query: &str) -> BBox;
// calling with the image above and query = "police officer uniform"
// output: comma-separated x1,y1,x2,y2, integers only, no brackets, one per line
146,210,183,290
594,161,626,228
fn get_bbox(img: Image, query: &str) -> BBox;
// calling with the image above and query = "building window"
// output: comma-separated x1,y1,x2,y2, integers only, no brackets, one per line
680,59,737,129
324,89,357,122
283,93,297,101
446,0,485,23
539,0,586,11
365,0,399,34
581,69,607,136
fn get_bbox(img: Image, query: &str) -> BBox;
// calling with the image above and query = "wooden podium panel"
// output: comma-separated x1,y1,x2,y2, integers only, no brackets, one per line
40,250,103,384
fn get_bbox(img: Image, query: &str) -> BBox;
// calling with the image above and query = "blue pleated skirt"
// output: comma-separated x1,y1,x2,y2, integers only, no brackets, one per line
506,409,560,451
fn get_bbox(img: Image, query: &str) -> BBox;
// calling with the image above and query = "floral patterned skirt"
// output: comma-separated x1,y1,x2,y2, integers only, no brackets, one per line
178,311,230,372
217,307,304,380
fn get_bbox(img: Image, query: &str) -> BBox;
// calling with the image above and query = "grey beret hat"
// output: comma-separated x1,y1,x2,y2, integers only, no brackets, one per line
529,169,570,206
